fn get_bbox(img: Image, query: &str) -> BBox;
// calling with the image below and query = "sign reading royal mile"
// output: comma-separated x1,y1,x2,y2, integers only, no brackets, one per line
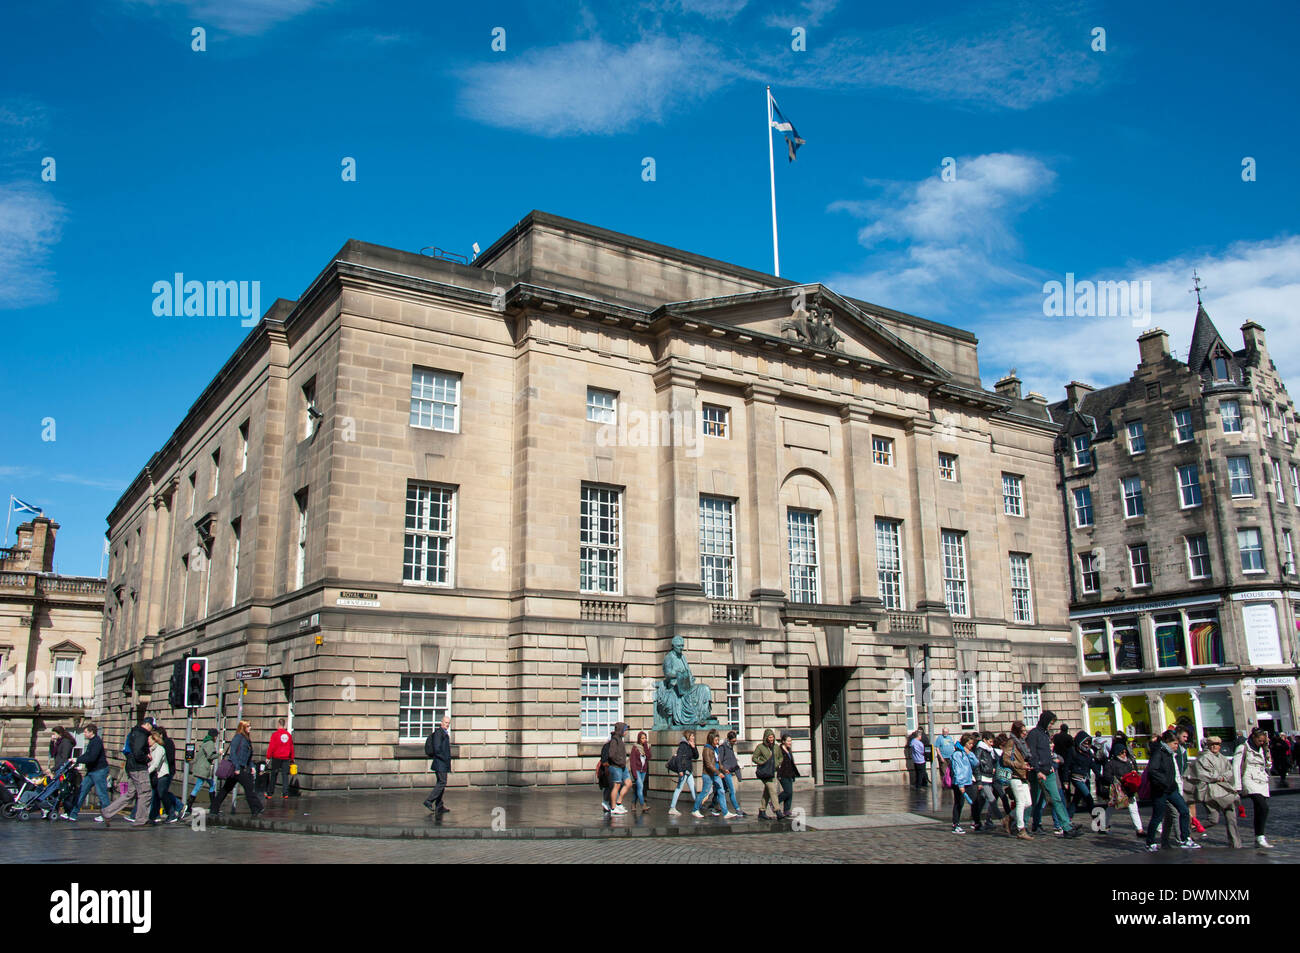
337,590,381,607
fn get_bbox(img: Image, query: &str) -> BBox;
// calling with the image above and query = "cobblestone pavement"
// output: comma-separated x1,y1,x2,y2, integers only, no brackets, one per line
3,795,1296,863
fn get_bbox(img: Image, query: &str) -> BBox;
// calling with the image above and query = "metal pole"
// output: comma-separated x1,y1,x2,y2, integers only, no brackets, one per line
182,709,192,797
924,643,938,813
766,85,780,277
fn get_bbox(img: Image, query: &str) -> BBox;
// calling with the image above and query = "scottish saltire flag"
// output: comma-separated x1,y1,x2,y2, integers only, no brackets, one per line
769,95,805,162
12,497,42,516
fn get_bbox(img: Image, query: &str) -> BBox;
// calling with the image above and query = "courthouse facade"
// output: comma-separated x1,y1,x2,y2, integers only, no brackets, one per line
98,212,1078,789
1051,306,1300,759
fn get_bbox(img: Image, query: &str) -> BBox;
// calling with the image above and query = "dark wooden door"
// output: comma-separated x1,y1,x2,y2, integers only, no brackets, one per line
817,668,851,783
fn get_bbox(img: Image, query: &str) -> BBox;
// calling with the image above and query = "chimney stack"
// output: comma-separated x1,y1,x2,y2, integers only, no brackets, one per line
1137,327,1171,366
1065,380,1095,410
1241,321,1267,355
994,371,1022,400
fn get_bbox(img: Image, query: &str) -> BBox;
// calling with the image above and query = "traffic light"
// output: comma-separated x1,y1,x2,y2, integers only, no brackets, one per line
168,659,186,708
184,656,208,708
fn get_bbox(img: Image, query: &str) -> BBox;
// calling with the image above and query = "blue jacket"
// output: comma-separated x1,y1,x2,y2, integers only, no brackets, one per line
950,746,975,786
229,732,252,771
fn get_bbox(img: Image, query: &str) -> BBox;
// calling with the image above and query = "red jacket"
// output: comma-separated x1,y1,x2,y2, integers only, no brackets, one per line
267,729,294,760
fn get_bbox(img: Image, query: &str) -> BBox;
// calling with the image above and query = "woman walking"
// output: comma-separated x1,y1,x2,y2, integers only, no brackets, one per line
1194,736,1241,847
1101,740,1143,835
972,732,1003,832
752,729,784,820
692,730,736,819
629,730,651,813
666,729,698,817
1004,723,1033,840
210,720,264,819
777,733,800,818
949,733,977,834
146,731,180,823
185,728,219,818
1234,726,1273,848
1068,731,1096,817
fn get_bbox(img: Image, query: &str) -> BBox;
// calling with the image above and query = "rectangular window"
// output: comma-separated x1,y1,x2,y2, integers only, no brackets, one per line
1238,528,1264,573
1009,553,1033,624
1080,552,1100,594
403,483,456,586
1072,435,1092,468
942,530,969,617
293,489,308,590
1112,617,1143,672
874,518,904,610
238,420,249,474
53,657,75,697
1284,529,1296,576
958,674,977,730
1177,464,1202,508
1188,609,1225,666
938,453,958,481
787,509,820,604
229,518,241,608
580,485,622,594
872,436,893,466
398,675,449,743
903,670,917,733
1002,474,1024,517
1262,404,1272,437
411,368,461,432
1186,534,1212,580
188,473,196,517
1129,543,1151,587
210,448,220,498
1221,400,1242,433
302,378,318,439
699,496,736,600
1080,622,1108,674
1073,487,1094,527
1021,685,1042,723
1173,409,1194,443
701,403,729,438
1126,420,1146,454
1154,612,1188,669
580,666,621,740
1227,456,1254,497
726,667,745,736
1273,459,1285,500
1291,464,1300,504
180,553,190,625
1281,408,1291,443
586,387,618,425
1122,476,1144,518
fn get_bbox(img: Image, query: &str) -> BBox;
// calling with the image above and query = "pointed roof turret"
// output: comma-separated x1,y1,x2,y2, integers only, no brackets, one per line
1187,300,1230,375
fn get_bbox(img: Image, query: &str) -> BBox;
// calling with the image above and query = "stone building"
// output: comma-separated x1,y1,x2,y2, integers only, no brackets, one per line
0,517,105,756
97,211,1078,790
1050,303,1300,759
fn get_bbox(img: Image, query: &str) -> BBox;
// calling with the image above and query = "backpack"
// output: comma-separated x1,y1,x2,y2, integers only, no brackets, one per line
597,741,611,789
666,755,681,775
424,733,436,758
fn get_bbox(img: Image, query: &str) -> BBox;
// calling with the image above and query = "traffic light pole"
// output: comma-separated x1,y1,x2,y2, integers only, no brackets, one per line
923,643,938,814
182,711,193,796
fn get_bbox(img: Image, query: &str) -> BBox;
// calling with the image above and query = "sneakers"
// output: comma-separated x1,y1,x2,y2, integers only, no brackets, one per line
1179,839,1202,849
1237,805,1247,819
667,808,680,817
611,805,627,815
1146,843,1160,853
691,810,704,818
723,812,738,819
601,802,611,813
951,825,965,834
1257,836,1273,848
1190,817,1206,834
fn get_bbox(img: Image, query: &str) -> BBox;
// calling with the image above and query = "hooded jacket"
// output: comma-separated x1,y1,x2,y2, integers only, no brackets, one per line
126,725,152,771
267,727,295,761
1025,712,1058,776
192,735,217,780
606,724,627,768
1068,731,1095,781
1234,739,1271,797
1147,742,1178,796
949,744,976,787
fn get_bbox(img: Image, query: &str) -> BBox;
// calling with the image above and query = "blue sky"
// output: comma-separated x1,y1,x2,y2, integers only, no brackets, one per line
2,0,1298,575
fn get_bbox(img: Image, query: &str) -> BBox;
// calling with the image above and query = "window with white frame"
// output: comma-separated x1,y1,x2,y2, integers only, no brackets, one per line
726,667,745,735
1129,543,1152,587
1285,530,1296,576
293,488,308,590
1238,528,1264,573
1002,474,1024,517
1122,476,1144,518
699,496,736,600
1009,553,1033,623
938,452,958,481
1262,404,1272,437
941,530,969,617
1126,421,1146,454
903,669,917,733
872,436,894,466
1273,459,1285,500
1080,552,1100,593
580,666,621,740
1073,487,1093,527
1177,464,1202,508
1021,685,1042,724
52,656,75,697
238,420,249,474
1227,456,1254,498
210,448,220,498
787,509,820,604
398,675,449,743
187,472,196,517
580,485,622,594
1221,400,1242,433
958,674,977,730
875,518,904,610
1173,409,1194,443
302,378,318,439
404,482,456,585
1072,435,1092,468
586,387,618,425
1281,407,1291,443
1291,464,1300,504
701,403,729,438
1186,534,1212,580
229,518,241,608
411,368,461,432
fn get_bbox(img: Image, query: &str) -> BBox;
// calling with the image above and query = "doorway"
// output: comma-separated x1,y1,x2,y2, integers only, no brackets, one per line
811,667,852,784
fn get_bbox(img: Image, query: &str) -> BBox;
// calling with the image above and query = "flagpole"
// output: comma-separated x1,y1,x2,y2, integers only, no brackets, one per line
4,496,11,549
767,85,780,277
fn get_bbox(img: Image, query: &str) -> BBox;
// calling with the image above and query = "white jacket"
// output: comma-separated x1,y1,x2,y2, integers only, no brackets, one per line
1233,741,1270,797
148,743,169,778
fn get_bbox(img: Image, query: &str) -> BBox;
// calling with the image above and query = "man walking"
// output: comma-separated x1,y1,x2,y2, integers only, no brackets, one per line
66,723,110,821
604,721,632,814
1145,730,1200,852
423,715,452,814
266,718,295,799
96,715,154,827
1026,711,1080,838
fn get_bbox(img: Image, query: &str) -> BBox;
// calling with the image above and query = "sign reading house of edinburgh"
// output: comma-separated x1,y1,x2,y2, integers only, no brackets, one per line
337,590,381,607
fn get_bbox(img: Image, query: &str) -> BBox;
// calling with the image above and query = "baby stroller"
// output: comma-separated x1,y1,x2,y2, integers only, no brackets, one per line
1,760,46,819
12,758,78,821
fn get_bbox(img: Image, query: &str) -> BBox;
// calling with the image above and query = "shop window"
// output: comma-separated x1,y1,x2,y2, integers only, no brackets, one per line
1187,609,1226,666
1154,612,1187,669
1080,622,1108,674
1112,617,1143,672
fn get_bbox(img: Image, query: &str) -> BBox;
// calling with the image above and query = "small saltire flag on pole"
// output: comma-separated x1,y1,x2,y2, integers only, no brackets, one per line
769,95,805,162
12,497,42,516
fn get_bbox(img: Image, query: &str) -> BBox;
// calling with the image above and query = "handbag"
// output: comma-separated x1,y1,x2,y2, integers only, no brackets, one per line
215,757,235,781
755,751,776,781
941,762,953,789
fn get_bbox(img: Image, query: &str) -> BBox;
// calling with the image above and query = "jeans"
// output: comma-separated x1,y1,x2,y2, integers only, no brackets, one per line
101,768,153,823
1146,788,1190,846
976,781,1002,822
722,774,740,813
693,774,724,813
778,777,794,814
1034,771,1072,831
632,771,647,807
1009,778,1032,830
910,762,928,787
70,767,111,819
1070,777,1094,815
267,758,292,797
190,775,215,799
153,774,181,819
670,773,696,811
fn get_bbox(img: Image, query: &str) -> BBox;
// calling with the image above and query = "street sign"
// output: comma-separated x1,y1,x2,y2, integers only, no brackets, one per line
234,666,270,680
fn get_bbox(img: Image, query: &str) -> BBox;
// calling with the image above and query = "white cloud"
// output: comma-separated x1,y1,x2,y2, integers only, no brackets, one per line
457,36,740,136
121,0,331,36
0,185,65,310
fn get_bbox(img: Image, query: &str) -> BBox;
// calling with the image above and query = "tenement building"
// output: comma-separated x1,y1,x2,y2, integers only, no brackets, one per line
0,516,105,755
99,211,1078,790
1050,303,1300,759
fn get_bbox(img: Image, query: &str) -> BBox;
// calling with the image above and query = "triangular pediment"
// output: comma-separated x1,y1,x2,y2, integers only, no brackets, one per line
661,285,949,379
